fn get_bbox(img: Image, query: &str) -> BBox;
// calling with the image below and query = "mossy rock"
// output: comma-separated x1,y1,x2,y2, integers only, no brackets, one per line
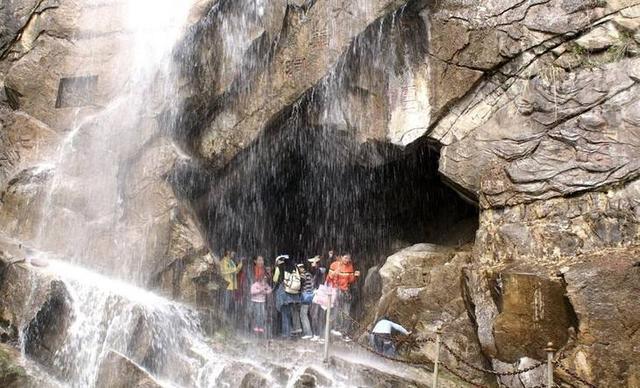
0,345,28,388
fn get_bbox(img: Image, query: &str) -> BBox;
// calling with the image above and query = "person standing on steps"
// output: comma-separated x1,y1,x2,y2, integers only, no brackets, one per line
250,271,272,335
298,262,314,339
326,253,360,341
273,255,302,338
288,259,304,337
370,316,411,357
235,255,249,330
219,250,242,323
248,255,268,333
308,255,326,341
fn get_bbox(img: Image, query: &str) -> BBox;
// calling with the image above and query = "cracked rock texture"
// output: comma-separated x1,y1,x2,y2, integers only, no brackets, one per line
0,0,211,288
1,0,640,387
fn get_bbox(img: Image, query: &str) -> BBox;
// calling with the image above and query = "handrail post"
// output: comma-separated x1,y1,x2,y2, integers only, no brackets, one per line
545,342,555,388
323,289,333,363
432,325,442,388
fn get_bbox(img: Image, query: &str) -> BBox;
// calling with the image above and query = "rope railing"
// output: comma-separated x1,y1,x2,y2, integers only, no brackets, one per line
335,311,599,388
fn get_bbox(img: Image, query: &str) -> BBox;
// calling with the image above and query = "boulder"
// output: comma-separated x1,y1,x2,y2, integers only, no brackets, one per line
376,244,494,386
21,278,72,368
215,361,265,388
0,241,62,331
95,350,162,388
0,343,28,388
239,370,268,388
560,248,640,387
299,367,331,387
0,244,72,370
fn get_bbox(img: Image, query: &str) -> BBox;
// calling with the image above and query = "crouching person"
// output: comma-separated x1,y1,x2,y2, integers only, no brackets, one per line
369,317,411,357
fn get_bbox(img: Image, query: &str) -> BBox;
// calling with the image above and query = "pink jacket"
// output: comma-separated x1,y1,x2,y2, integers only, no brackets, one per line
250,281,272,303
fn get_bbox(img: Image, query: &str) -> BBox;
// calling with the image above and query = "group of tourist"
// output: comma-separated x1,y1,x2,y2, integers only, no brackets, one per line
217,250,360,342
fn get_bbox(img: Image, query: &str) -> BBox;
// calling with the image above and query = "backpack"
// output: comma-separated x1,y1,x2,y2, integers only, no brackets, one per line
284,269,302,294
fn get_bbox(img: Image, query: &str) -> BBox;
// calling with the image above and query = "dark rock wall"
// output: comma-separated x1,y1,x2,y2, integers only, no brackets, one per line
0,0,639,386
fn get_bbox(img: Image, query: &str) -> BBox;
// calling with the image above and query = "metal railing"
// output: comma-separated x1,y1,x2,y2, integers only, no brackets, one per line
328,311,599,388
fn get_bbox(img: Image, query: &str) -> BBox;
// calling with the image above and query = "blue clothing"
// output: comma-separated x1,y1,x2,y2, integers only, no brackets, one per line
281,303,292,337
252,301,266,329
369,333,397,357
275,284,301,312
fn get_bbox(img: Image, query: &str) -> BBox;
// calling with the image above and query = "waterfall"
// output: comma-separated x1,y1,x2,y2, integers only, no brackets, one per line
13,0,229,386
42,259,224,388
31,0,197,285
2,1,446,387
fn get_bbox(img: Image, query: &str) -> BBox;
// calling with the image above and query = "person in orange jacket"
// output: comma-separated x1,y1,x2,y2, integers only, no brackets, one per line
326,253,360,340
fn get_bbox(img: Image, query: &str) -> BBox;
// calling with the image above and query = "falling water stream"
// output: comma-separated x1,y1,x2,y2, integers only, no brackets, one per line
17,0,234,386
42,258,225,388
8,1,448,387
32,0,197,284
22,251,412,387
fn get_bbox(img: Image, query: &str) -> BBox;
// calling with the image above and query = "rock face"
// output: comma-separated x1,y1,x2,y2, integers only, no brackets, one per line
492,273,574,363
0,241,73,372
0,343,28,388
0,248,67,340
561,248,640,386
0,0,211,288
178,0,411,166
440,58,640,208
476,179,640,264
375,244,494,385
0,106,57,186
95,350,162,388
1,0,640,387
429,1,640,208
0,166,53,242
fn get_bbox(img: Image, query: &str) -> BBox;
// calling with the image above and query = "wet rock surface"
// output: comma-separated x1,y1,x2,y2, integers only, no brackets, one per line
0,106,58,187
95,350,162,388
0,242,65,338
177,0,410,166
375,244,493,385
0,343,28,388
1,0,640,387
0,166,53,242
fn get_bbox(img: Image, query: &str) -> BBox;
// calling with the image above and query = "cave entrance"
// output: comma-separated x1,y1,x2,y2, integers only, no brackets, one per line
186,125,478,270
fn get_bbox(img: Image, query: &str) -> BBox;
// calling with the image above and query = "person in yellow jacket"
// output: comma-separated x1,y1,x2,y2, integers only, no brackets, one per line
219,250,242,321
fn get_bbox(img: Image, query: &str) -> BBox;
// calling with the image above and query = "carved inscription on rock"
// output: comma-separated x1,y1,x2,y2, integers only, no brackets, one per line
284,58,307,78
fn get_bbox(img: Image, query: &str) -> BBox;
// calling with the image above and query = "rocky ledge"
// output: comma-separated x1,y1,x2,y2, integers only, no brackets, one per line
0,0,639,387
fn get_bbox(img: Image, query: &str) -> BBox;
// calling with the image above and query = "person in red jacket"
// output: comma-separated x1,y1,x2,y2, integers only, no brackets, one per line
326,253,360,340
